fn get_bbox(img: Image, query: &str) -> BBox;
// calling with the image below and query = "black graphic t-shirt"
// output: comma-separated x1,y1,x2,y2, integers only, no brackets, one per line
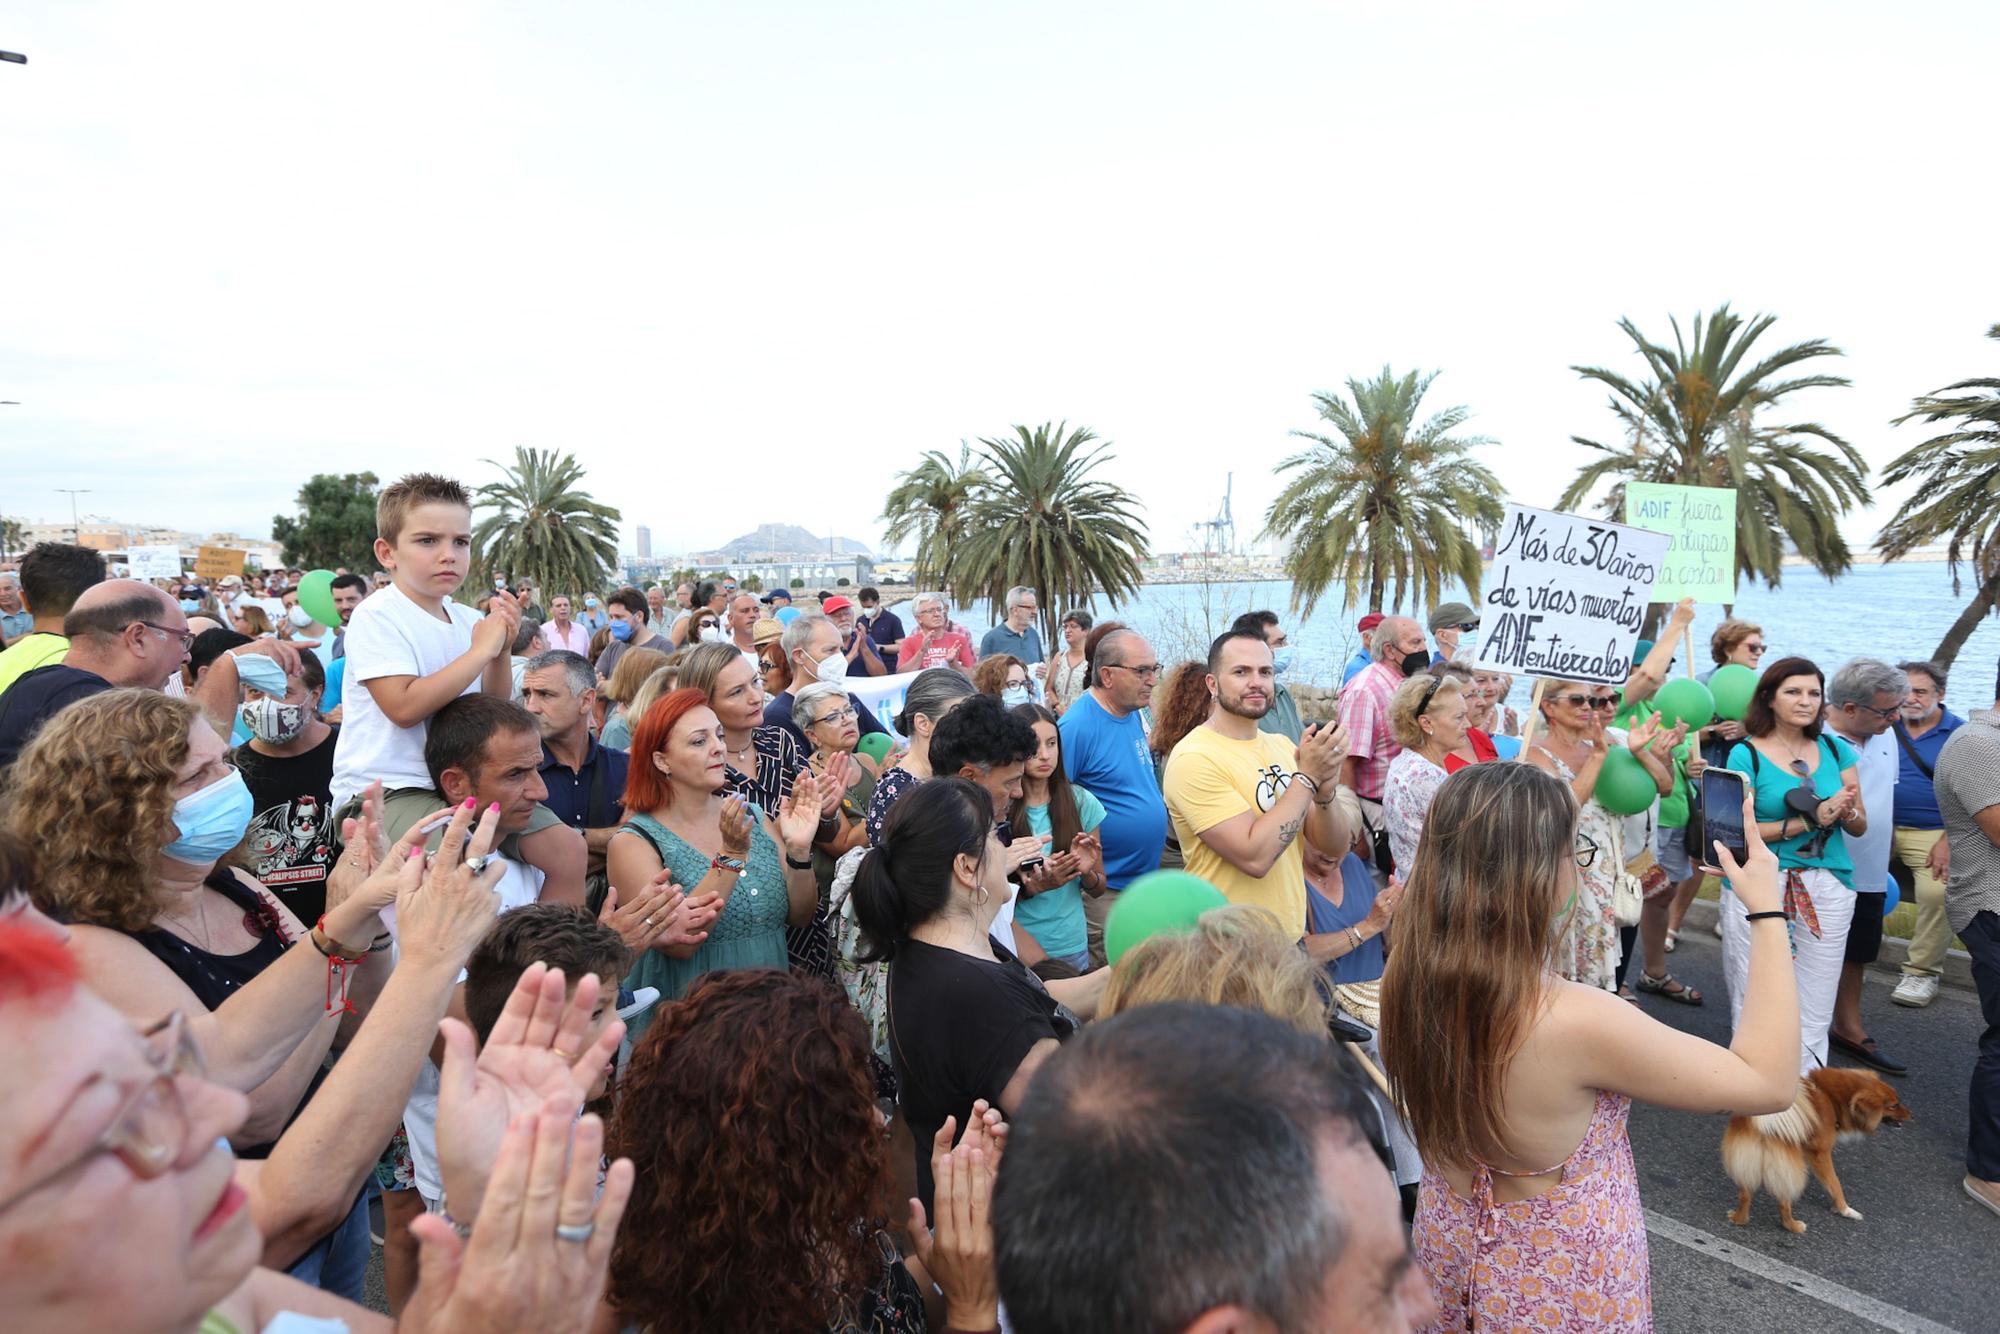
232,727,340,924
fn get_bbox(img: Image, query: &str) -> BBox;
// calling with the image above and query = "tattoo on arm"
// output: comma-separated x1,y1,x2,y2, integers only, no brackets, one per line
1277,815,1304,848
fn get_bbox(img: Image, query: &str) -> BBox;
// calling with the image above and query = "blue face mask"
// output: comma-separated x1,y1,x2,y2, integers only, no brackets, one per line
162,771,255,865
1271,645,1296,676
179,598,201,613
609,620,633,642
1002,684,1032,708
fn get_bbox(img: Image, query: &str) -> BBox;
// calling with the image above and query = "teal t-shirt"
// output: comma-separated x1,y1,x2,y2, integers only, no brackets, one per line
1725,734,1859,886
1012,785,1107,959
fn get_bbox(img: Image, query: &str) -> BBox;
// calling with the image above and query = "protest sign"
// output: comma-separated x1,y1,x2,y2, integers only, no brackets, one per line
127,545,183,581
848,669,919,741
1473,503,1669,687
1624,483,1737,602
194,545,246,580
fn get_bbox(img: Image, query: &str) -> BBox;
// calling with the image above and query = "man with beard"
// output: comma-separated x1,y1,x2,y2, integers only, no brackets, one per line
1163,629,1351,939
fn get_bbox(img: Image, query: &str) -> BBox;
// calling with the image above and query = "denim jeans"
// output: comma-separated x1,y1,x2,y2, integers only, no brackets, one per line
285,1186,372,1301
1964,910,2000,1182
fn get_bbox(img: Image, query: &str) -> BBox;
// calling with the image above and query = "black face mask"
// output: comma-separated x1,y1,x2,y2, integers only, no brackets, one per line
1400,650,1432,677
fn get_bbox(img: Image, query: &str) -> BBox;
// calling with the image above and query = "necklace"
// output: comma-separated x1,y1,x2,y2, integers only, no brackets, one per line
159,888,216,952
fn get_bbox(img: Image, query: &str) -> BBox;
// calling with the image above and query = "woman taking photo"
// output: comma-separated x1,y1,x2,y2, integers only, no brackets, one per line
607,969,1003,1334
1523,680,1674,991
853,777,1075,1209
1044,608,1093,717
608,687,824,1022
1382,762,1799,1331
864,667,976,846
1722,656,1863,1070
1007,702,1106,971
1381,672,1467,879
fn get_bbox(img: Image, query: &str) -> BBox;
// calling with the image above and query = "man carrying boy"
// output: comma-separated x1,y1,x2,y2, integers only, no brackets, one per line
333,474,584,902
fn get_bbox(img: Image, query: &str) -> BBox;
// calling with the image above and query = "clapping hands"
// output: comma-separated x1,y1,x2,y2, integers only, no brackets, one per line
907,1101,1007,1331
597,870,686,954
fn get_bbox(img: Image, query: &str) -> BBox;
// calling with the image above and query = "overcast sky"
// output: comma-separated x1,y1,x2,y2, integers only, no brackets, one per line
4,1,1994,559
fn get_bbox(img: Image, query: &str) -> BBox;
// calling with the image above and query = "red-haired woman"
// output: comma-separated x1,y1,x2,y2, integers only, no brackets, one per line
607,969,1004,1334
607,687,824,1030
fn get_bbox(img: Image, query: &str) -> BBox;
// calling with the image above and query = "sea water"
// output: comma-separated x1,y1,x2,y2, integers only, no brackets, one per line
945,561,2000,710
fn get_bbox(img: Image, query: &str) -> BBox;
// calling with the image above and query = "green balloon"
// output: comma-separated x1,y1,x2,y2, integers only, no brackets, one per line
1104,870,1229,965
296,569,340,630
1594,747,1658,815
856,731,893,764
1708,663,1758,722
1652,677,1715,731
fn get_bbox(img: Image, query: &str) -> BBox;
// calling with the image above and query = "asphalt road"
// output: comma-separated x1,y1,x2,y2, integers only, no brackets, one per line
1631,920,1997,1334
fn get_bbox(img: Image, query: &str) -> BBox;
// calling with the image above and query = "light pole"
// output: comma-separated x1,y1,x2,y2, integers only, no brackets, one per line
56,489,90,544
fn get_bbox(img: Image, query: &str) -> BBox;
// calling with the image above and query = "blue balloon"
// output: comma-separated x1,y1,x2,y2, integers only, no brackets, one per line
1880,877,1900,918
775,606,801,625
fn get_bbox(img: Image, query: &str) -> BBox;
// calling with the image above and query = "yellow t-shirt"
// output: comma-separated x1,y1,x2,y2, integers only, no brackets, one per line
0,633,69,699
1162,724,1308,937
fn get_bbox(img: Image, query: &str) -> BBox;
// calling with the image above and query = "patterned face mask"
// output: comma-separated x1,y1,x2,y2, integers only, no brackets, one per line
240,697,309,745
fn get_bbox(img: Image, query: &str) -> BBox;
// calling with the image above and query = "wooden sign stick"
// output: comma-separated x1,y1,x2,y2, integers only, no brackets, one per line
1516,677,1549,759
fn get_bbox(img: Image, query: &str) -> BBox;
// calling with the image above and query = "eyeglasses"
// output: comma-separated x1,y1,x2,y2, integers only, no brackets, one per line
137,622,195,652
1574,832,1599,869
0,1012,205,1214
1553,693,1616,712
757,658,780,672
1415,676,1442,718
1104,662,1161,679
809,706,859,727
1850,699,1904,721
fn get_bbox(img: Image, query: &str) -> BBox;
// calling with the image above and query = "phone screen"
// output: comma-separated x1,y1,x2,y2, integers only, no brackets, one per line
1700,769,1751,868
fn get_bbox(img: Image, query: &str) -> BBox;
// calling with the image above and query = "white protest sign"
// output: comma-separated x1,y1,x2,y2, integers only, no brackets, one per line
847,669,920,741
127,545,183,581
1473,504,1669,686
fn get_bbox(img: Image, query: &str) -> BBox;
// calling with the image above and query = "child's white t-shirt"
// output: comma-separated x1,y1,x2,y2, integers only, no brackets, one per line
331,584,486,808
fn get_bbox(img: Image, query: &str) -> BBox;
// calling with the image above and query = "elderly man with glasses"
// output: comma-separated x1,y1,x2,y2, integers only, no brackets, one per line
1058,623,1170,967
0,579,301,772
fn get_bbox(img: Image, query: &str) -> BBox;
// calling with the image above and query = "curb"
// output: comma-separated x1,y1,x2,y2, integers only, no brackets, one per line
1680,896,1976,993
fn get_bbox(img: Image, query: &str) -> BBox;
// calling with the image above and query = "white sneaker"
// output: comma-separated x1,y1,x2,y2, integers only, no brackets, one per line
1891,974,1939,1008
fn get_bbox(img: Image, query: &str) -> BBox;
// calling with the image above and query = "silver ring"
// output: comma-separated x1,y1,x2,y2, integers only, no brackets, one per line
554,1220,595,1243
463,854,491,875
642,916,655,927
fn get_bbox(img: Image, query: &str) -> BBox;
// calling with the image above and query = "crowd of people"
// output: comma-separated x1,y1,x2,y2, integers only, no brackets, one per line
2,470,1998,1333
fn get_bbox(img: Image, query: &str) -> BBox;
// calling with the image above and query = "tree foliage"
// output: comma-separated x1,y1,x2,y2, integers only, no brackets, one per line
1557,306,1871,595
1876,323,2000,670
948,423,1151,643
469,448,621,602
879,443,984,594
1265,369,1503,616
271,472,382,572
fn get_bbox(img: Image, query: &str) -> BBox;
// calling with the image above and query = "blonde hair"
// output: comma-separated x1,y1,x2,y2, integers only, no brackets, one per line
605,647,672,708
624,663,683,732
4,689,203,932
1379,761,1578,1169
1387,672,1462,749
1101,905,1330,1037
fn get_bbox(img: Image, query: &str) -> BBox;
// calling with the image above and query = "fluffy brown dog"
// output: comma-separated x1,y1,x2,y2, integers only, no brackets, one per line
1723,1066,1912,1233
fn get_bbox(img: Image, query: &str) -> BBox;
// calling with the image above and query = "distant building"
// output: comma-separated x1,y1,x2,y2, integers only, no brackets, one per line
636,525,652,558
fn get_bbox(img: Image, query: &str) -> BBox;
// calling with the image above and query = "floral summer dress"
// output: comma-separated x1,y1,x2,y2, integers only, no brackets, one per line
1534,743,1625,992
1414,1090,1651,1332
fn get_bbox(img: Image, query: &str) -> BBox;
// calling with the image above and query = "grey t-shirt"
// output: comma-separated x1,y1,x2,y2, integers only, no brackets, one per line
1936,707,2000,934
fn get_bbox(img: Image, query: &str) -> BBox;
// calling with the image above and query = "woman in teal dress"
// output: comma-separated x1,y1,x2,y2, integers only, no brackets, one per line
607,687,824,1033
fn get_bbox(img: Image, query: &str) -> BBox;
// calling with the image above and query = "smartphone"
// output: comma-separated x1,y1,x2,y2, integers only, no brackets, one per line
995,819,1044,879
1699,769,1751,869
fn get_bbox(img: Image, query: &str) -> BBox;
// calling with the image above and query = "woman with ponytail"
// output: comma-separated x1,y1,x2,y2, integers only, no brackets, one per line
853,777,1075,1211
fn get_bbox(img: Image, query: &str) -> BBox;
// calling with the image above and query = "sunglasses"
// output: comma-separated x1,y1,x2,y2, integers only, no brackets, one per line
1415,675,1442,718
1553,693,1617,712
697,619,718,629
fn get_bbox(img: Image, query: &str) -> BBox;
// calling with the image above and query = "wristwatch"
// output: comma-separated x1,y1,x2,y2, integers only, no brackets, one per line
784,851,814,870
711,853,747,874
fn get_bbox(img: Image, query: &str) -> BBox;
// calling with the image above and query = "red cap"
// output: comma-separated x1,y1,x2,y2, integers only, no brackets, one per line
821,595,854,614
1358,613,1384,633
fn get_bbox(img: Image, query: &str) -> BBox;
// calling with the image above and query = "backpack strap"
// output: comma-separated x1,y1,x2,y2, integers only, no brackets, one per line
1893,724,1936,780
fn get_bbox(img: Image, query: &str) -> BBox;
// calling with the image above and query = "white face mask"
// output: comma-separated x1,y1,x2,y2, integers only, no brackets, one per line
699,625,726,644
286,603,316,630
812,650,849,686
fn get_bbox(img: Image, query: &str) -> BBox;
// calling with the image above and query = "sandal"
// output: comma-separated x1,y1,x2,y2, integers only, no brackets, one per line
1664,928,1678,953
1637,970,1704,1006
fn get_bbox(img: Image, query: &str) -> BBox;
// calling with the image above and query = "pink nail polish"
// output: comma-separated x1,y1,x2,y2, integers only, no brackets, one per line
462,797,476,810
488,802,500,813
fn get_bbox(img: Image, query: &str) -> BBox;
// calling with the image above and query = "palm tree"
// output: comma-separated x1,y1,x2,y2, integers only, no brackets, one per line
948,422,1150,642
879,443,984,595
1265,368,1504,617
470,447,622,605
1875,324,2000,670
1557,307,1871,600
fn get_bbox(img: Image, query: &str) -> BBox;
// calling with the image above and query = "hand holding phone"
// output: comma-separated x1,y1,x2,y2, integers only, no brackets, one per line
1701,769,1781,914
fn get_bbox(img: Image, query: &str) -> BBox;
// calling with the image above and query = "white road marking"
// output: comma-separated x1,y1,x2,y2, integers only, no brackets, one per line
1645,1209,1962,1334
